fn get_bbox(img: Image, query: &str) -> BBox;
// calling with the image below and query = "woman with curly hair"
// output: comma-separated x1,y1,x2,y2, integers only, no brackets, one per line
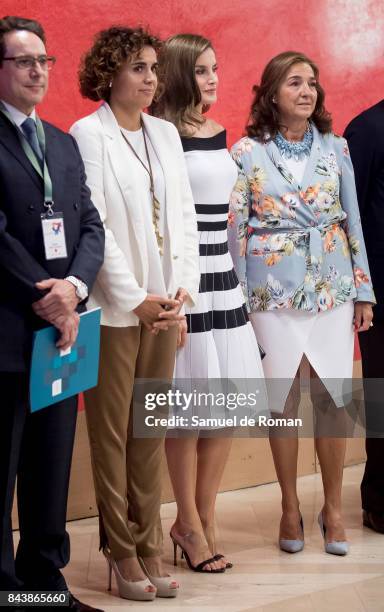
70,26,200,601
229,51,375,556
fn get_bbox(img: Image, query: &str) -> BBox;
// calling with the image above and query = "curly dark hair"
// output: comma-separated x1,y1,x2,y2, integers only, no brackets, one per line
79,26,162,102
246,51,332,141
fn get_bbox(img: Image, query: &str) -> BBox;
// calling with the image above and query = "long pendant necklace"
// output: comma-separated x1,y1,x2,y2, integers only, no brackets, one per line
120,120,163,256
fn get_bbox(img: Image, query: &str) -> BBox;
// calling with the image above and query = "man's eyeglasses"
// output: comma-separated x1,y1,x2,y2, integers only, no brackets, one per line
2,55,56,71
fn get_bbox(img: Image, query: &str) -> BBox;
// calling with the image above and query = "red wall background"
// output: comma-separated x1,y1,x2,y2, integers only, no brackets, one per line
4,0,383,364
3,0,384,144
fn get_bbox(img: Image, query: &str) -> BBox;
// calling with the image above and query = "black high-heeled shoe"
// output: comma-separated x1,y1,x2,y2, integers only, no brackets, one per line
204,525,233,569
213,553,233,569
170,532,225,573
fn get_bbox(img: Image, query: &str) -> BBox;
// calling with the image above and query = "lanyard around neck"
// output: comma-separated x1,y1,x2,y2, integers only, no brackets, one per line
0,103,54,214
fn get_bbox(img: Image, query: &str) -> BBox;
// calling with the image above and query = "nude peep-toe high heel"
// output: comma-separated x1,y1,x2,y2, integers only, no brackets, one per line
104,549,156,601
138,557,179,598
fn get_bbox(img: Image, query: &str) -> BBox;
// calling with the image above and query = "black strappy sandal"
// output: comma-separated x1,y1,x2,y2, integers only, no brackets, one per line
204,525,234,569
170,532,225,573
213,553,233,569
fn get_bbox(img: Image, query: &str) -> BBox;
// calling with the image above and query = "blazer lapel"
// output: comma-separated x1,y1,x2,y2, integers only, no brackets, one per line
141,113,170,197
141,114,177,289
42,122,63,199
98,103,142,224
264,138,300,190
0,114,42,189
300,124,323,191
264,123,324,192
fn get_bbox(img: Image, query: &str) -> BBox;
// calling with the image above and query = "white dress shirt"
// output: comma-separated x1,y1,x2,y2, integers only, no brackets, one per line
0,99,36,135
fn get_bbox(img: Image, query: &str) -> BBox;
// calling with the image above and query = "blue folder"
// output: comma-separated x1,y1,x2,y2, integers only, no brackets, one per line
30,308,101,412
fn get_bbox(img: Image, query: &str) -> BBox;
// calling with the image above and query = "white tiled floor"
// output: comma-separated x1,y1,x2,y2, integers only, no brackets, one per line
56,464,384,611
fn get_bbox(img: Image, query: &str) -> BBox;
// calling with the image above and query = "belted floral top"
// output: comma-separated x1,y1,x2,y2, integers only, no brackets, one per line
228,124,375,313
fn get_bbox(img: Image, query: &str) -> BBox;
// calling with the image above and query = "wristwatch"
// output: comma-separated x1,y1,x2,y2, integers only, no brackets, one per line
64,275,88,301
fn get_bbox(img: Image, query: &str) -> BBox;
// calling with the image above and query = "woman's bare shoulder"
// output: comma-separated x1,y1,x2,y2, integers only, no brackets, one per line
206,117,225,135
190,117,225,138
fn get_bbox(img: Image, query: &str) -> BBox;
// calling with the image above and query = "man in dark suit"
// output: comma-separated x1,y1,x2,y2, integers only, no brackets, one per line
345,101,384,534
0,15,104,609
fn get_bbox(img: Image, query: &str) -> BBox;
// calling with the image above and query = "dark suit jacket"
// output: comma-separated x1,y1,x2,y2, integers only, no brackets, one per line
0,111,104,371
344,100,384,320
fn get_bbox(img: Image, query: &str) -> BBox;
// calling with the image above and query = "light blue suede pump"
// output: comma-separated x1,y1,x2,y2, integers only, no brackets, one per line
279,516,304,553
318,512,349,556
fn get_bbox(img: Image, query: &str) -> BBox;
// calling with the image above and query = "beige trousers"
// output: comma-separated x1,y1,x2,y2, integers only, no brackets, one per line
84,324,178,559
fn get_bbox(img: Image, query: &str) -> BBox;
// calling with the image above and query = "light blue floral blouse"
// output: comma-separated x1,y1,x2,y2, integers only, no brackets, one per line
228,124,375,313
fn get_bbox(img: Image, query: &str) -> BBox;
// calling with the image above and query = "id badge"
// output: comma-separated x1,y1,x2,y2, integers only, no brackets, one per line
41,212,68,260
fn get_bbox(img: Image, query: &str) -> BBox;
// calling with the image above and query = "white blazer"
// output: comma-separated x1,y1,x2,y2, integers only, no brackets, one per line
70,102,199,327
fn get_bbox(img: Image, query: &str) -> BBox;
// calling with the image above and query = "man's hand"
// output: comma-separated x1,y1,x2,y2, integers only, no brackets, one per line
134,294,184,333
33,278,79,322
54,312,80,350
177,318,188,348
354,301,374,332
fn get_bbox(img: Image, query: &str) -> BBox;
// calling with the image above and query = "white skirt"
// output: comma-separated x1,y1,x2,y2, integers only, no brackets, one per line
175,321,264,379
172,322,267,430
249,301,354,410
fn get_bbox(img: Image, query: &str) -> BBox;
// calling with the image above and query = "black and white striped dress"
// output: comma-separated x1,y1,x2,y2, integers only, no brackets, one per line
175,130,264,380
